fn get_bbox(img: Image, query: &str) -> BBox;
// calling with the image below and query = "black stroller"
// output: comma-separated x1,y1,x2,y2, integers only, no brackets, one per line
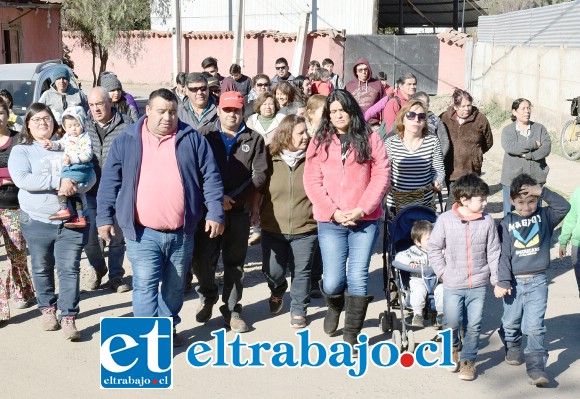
379,204,439,353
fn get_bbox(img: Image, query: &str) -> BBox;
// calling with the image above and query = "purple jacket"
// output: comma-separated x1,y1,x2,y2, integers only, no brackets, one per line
428,204,500,290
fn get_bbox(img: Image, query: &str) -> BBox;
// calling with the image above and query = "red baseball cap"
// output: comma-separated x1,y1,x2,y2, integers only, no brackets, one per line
219,91,244,109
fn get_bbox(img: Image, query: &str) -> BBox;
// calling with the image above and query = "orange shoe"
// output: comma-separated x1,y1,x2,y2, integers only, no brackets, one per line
64,216,87,229
49,208,71,221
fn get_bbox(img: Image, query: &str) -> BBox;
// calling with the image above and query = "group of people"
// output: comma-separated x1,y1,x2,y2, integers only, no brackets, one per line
1,55,579,388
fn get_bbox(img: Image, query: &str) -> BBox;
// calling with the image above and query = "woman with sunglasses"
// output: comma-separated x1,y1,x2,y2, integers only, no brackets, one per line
440,88,493,210
8,103,91,340
245,74,271,119
385,100,445,216
303,89,390,355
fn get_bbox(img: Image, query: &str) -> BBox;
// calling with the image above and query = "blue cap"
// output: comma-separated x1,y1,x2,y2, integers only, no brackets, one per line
52,66,70,82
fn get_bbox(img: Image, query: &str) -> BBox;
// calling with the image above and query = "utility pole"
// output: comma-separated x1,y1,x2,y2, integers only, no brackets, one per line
291,12,310,77
172,0,182,81
232,0,245,66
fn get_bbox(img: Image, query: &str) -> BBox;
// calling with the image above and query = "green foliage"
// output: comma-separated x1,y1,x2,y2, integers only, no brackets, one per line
479,0,572,15
63,0,152,85
479,101,512,129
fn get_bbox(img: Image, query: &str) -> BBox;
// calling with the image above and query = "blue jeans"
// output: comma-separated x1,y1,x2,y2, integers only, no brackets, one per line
261,230,318,317
84,194,125,279
502,184,515,217
499,272,548,355
317,220,379,296
125,225,194,326
443,285,487,362
19,211,88,317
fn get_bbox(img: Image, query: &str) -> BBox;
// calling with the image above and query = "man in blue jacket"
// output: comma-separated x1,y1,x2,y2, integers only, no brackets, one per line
96,88,224,346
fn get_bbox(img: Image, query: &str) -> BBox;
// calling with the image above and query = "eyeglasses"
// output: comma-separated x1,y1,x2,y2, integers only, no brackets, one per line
256,83,269,87
187,86,208,93
405,111,427,121
275,66,288,70
30,116,53,125
356,68,369,73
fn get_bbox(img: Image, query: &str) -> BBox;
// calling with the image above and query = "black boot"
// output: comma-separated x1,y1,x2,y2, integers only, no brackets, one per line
343,293,373,357
504,343,523,366
320,280,344,336
525,352,549,386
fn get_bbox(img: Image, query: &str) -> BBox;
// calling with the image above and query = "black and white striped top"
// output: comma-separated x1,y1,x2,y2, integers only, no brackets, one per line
385,134,445,208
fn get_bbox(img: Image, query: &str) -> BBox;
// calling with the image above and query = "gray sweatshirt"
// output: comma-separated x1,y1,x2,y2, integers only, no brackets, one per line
8,142,65,224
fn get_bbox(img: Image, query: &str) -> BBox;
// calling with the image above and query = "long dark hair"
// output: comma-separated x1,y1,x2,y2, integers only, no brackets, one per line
113,92,131,115
18,103,59,145
312,89,372,163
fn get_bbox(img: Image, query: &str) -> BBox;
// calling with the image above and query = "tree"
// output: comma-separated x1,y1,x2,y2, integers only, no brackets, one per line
479,0,572,15
63,0,152,86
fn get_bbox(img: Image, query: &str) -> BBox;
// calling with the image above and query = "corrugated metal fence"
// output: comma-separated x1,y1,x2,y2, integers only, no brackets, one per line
477,0,580,47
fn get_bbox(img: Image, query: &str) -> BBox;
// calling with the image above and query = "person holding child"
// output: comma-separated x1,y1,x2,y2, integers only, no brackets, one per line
394,220,443,327
40,106,96,229
497,174,570,386
428,173,502,381
8,102,93,340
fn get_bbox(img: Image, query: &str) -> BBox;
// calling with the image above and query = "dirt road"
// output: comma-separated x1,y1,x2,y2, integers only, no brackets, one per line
1,96,579,398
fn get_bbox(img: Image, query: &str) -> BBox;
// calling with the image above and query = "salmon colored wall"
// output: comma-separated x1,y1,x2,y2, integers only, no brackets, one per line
1,9,61,64
63,31,345,86
437,41,466,95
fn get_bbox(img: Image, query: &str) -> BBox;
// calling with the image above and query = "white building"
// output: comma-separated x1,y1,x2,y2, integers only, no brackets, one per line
151,0,378,35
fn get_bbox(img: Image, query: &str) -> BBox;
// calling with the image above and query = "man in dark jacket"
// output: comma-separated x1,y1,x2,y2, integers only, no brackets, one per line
85,87,132,293
97,89,224,345
345,57,383,115
191,91,268,333
177,73,218,130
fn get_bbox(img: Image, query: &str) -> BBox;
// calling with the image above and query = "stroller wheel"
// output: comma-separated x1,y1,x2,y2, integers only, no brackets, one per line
405,330,416,353
392,330,402,352
389,312,398,332
379,312,388,333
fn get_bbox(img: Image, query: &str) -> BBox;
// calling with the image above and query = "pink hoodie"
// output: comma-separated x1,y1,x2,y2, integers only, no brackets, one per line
303,130,391,222
344,58,384,114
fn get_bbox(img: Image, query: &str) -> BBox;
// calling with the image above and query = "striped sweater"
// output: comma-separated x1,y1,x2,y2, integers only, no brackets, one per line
385,134,445,208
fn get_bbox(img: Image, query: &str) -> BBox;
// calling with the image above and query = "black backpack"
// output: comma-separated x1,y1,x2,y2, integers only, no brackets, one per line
571,97,580,116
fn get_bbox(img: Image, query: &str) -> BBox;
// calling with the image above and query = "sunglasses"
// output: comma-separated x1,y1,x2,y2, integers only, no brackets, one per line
187,86,208,93
405,111,427,121
275,66,288,70
256,83,269,87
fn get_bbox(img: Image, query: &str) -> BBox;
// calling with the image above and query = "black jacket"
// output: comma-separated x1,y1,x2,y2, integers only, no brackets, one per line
198,123,268,212
86,110,131,196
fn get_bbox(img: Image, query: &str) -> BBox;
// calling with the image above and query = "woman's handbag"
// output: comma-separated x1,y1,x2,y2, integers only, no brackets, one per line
391,185,435,214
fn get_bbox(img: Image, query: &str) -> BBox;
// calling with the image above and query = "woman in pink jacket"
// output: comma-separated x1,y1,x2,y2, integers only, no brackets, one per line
303,89,390,354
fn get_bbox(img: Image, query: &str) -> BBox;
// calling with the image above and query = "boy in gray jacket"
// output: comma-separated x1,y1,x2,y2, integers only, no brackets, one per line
428,173,504,381
497,174,570,386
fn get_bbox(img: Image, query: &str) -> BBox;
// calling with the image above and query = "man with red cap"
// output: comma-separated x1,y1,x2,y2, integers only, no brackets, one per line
191,91,268,333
